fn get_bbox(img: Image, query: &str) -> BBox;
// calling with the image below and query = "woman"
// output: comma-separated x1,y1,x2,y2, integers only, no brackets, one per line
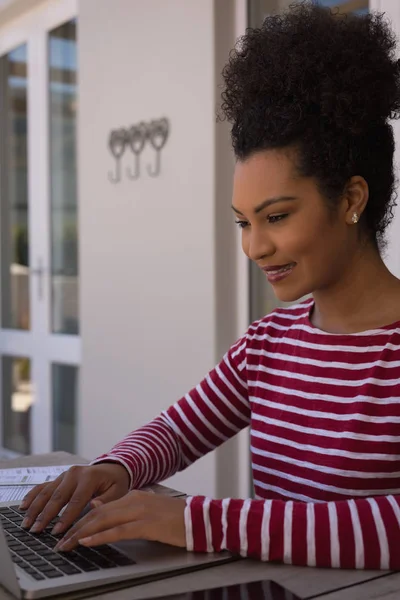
20,3,400,569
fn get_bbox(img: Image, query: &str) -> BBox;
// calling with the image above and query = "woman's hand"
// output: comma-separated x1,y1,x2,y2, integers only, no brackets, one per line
53,491,187,552
20,463,130,535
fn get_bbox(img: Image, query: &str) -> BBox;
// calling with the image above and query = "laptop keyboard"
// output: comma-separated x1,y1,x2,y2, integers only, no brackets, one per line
0,506,135,581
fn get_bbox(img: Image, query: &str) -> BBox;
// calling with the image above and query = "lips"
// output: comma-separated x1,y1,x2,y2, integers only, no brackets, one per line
262,263,296,274
262,262,296,284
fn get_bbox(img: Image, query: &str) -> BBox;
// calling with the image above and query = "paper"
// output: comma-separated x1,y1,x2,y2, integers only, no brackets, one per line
0,485,34,503
0,465,74,486
0,465,74,503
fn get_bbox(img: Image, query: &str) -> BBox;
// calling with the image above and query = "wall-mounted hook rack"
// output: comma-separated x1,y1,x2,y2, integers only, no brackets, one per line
107,118,170,183
108,128,128,183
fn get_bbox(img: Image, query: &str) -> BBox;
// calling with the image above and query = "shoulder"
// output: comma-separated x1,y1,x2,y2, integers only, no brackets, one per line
228,298,313,367
246,297,313,339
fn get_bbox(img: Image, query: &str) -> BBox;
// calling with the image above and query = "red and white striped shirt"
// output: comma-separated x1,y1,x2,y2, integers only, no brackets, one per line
95,299,400,569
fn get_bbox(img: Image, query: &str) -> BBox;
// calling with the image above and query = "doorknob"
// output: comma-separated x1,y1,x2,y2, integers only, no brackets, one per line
31,258,45,300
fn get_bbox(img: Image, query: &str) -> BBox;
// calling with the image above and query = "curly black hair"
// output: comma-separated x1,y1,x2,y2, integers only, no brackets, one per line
221,1,400,248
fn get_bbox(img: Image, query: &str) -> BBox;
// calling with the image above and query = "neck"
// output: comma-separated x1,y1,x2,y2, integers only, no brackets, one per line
311,242,400,334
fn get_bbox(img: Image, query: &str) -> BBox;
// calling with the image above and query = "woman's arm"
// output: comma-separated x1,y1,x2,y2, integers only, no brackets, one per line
186,493,400,569
92,336,251,489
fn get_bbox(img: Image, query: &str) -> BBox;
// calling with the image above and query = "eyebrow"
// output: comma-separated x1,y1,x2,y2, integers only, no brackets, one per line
232,196,298,216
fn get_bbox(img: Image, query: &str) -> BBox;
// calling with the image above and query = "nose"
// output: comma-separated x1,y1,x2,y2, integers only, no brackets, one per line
244,225,276,263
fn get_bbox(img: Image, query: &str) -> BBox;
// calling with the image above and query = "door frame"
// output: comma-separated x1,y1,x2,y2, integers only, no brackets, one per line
0,0,79,456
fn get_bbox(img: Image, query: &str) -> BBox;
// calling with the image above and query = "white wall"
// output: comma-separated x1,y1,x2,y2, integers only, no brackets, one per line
78,0,241,497
379,0,400,278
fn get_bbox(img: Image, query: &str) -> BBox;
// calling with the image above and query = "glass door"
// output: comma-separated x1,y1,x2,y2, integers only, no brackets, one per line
0,0,79,457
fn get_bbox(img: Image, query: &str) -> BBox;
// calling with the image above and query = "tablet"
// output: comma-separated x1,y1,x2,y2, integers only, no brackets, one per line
163,579,303,599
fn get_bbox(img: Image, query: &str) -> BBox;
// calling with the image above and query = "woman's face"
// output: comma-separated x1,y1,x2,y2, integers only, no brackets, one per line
232,149,355,303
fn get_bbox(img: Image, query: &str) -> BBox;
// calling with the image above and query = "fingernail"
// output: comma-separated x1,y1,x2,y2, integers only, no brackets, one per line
19,501,27,510
79,537,91,546
21,518,30,529
51,523,63,535
54,538,65,552
30,522,41,533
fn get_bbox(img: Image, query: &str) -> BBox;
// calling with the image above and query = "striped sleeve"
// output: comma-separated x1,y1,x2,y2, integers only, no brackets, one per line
92,336,250,489
185,494,400,569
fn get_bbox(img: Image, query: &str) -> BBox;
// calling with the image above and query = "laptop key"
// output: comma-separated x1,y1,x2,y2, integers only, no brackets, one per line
64,556,99,572
18,549,34,557
8,517,23,523
31,572,46,581
40,550,57,559
89,556,115,568
9,507,27,516
29,559,48,568
75,548,105,563
29,543,46,551
7,542,23,550
96,546,135,566
8,514,23,521
47,557,70,567
40,538,57,549
76,563,99,572
37,564,62,574
21,538,38,547
12,531,30,539
19,551,38,562
58,563,81,575
41,551,59,559
42,570,64,579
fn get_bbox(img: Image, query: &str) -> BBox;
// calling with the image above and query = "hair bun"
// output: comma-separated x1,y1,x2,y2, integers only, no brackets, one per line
222,3,400,151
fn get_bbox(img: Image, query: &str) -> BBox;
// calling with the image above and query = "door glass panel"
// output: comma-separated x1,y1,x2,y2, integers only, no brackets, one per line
0,44,30,330
314,1,368,15
2,356,31,454
49,19,79,334
52,363,78,453
249,0,368,22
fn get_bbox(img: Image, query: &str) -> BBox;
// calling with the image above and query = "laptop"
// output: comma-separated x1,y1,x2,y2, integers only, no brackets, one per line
0,502,236,599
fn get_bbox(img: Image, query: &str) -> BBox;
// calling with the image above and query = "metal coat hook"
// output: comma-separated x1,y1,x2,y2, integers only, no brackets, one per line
126,122,147,180
108,128,128,183
147,118,169,177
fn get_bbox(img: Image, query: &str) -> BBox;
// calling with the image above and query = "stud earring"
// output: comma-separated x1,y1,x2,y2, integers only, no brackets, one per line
351,212,359,224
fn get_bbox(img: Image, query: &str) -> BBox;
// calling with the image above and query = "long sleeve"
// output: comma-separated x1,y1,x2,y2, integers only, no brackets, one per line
92,336,251,489
185,494,400,570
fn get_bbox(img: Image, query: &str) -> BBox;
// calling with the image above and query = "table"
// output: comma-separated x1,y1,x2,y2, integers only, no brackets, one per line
0,452,397,600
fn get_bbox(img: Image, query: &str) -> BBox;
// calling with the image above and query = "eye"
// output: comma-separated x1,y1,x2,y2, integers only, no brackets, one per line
268,213,288,224
235,220,249,229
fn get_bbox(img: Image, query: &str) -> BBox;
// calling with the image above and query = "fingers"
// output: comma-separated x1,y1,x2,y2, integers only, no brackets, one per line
55,504,135,551
19,483,49,511
20,476,65,529
50,477,99,536
21,466,95,534
94,486,124,504
79,523,140,548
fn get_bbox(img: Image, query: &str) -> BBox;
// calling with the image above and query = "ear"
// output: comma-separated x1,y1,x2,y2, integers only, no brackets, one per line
342,176,369,225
